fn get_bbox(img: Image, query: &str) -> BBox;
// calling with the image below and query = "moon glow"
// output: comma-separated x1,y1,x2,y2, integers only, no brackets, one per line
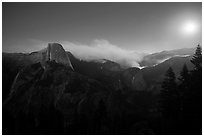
181,21,198,35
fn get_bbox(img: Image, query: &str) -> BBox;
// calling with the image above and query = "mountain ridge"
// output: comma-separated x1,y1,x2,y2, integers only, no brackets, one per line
2,43,195,101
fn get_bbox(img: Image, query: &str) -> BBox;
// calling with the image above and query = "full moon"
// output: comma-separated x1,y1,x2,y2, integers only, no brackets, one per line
181,21,198,35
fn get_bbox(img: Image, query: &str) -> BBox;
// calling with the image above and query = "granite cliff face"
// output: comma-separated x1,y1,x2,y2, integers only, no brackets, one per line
40,43,74,70
121,68,146,91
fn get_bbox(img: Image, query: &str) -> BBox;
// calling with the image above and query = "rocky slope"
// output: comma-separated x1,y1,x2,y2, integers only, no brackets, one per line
3,60,110,134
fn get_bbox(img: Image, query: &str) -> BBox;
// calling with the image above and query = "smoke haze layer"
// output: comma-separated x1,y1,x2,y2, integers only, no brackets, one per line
61,40,145,68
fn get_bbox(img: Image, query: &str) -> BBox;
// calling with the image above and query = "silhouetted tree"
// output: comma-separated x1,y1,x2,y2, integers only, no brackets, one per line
179,64,190,83
160,67,179,118
190,45,202,95
177,45,202,134
186,44,202,134
189,44,202,103
176,64,191,133
178,64,190,109
159,67,182,134
191,44,202,71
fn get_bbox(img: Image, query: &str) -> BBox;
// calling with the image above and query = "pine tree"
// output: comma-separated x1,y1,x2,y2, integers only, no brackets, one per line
160,67,179,118
179,64,189,83
191,44,202,71
188,44,202,134
178,64,190,111
179,45,202,134
190,44,202,95
178,64,190,121
178,64,190,99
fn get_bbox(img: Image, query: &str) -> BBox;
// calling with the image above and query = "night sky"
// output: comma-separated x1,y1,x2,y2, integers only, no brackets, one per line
3,2,202,54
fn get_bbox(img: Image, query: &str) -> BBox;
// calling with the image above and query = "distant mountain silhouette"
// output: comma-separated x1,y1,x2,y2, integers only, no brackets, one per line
139,48,195,67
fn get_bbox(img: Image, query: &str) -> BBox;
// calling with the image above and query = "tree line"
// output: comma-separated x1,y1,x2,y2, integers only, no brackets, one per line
159,44,202,134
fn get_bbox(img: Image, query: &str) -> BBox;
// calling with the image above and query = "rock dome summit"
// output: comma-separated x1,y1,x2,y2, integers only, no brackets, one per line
41,43,74,70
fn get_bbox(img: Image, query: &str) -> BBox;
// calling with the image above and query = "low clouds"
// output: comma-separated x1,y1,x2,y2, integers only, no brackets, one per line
61,40,145,68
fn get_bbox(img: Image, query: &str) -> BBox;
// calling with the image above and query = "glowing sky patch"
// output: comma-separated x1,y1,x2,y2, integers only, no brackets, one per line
181,21,198,35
